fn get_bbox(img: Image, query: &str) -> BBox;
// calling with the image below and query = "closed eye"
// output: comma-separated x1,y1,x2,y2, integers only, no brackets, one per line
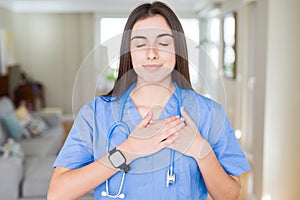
159,43,169,46
136,44,147,48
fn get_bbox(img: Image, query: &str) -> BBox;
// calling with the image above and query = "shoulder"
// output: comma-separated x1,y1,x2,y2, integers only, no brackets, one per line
77,95,123,119
181,89,223,113
75,96,110,117
82,95,120,109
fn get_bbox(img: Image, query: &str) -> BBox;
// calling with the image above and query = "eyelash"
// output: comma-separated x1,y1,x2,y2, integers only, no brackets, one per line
136,44,146,48
159,43,169,46
136,43,169,48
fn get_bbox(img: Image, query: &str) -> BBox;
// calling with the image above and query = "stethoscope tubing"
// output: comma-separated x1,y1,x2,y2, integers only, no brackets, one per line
103,82,182,198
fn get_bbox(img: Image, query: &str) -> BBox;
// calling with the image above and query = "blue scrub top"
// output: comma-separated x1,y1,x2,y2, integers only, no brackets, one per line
54,87,251,200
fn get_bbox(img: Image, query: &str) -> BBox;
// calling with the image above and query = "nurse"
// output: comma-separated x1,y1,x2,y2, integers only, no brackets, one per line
48,1,250,200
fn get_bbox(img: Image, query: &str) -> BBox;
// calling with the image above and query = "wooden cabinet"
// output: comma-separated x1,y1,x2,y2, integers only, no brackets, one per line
0,75,8,97
1,66,45,111
14,82,45,111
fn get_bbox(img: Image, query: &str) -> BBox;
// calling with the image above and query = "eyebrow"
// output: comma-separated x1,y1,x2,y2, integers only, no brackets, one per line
131,33,173,41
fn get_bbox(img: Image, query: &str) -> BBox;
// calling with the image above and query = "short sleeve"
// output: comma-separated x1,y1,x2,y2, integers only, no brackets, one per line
53,102,94,169
209,103,251,176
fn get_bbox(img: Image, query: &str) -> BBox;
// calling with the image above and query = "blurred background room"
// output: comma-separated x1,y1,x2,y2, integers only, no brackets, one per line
0,0,299,199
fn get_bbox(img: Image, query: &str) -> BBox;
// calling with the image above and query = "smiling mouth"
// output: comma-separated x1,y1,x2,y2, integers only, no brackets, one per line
143,64,162,70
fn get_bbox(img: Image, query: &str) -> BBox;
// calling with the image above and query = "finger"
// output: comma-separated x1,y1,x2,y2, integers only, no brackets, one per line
160,132,180,147
163,115,180,124
180,107,194,126
159,122,185,141
148,115,179,128
138,111,153,127
161,117,184,132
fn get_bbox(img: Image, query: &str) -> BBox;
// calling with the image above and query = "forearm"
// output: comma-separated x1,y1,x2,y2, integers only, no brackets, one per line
47,140,138,200
48,153,118,200
196,150,241,200
47,114,183,200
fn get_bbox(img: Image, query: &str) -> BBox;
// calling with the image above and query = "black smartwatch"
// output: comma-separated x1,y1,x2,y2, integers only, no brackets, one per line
108,148,130,173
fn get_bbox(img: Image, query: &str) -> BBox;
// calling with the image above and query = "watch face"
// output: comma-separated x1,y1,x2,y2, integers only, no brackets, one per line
110,151,126,168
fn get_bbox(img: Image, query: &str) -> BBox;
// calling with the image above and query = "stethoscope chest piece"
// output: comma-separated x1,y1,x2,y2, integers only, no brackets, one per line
166,169,176,187
101,190,125,199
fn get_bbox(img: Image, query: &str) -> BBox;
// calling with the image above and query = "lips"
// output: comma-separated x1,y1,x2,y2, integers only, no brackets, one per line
143,64,162,70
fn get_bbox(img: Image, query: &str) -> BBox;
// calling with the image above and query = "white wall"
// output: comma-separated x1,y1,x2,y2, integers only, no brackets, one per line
0,7,12,29
0,7,13,74
263,0,300,199
12,13,94,114
251,0,268,198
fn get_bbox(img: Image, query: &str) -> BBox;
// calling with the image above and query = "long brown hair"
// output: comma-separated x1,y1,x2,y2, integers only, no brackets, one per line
104,1,192,98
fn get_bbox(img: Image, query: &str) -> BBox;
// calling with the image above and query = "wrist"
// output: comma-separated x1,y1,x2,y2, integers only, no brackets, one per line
98,152,118,171
118,141,139,163
191,137,212,161
97,142,138,171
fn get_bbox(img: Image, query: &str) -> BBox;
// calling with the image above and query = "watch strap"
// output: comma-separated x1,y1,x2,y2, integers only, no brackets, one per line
109,147,117,155
109,147,131,173
119,162,131,173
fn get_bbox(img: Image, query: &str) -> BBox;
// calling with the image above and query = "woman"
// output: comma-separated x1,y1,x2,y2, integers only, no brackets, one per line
48,2,250,200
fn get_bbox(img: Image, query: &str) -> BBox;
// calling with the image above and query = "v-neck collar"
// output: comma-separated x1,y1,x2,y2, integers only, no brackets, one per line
124,90,180,130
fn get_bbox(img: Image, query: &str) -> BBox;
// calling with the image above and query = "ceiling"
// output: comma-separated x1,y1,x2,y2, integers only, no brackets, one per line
0,0,226,15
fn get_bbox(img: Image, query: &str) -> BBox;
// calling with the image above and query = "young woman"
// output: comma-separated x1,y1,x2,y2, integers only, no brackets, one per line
48,2,250,200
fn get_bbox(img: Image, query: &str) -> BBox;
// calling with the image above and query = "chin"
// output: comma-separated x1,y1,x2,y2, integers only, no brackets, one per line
135,66,173,83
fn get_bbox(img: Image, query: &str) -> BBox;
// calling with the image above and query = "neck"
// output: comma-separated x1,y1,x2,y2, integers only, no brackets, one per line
134,74,175,98
136,75,174,90
130,75,175,118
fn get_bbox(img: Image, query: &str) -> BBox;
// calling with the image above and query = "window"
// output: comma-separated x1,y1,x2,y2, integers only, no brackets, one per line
223,12,237,79
207,17,221,69
180,18,199,45
100,18,127,44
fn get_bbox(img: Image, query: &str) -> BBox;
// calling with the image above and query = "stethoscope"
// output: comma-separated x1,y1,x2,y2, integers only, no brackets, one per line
101,82,182,199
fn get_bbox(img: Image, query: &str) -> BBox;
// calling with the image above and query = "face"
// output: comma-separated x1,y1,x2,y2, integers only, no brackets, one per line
130,15,176,83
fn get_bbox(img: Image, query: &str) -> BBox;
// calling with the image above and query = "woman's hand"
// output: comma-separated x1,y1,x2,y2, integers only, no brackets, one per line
119,111,185,162
169,107,211,159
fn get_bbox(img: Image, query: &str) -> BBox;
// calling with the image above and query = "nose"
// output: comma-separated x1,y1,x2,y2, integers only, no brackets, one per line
146,47,159,60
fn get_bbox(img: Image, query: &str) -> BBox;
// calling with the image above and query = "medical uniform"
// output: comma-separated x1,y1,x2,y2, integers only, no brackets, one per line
54,87,251,200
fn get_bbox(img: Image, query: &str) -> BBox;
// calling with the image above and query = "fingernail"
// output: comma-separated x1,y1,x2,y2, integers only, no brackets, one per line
144,112,149,118
180,117,185,122
179,123,185,127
